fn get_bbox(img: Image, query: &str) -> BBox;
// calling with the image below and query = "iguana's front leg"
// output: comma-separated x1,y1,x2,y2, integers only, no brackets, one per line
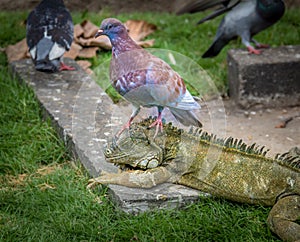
87,166,173,189
267,195,300,242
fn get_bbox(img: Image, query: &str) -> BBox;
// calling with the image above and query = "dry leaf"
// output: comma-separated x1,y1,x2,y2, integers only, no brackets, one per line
136,39,155,48
81,20,99,39
64,42,82,59
76,60,92,70
74,23,84,39
125,20,157,42
38,183,56,191
3,174,28,187
85,68,94,75
90,36,112,49
36,165,60,176
78,46,99,58
5,38,29,62
76,59,94,75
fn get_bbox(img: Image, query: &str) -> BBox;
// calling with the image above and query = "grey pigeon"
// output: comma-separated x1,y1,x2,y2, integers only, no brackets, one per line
26,0,74,72
177,0,285,58
95,18,202,137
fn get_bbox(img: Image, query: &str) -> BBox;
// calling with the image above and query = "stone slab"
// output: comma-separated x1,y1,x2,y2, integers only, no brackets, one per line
9,58,205,213
227,45,300,109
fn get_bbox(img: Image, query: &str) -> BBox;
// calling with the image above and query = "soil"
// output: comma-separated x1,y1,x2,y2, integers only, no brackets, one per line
201,100,300,157
2,0,300,156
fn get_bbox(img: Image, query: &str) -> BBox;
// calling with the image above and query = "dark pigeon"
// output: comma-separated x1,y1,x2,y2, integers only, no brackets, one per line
26,0,74,72
177,0,285,58
95,18,202,138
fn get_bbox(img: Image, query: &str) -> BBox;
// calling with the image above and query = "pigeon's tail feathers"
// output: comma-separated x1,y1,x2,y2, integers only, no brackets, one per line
177,0,228,15
202,38,228,58
35,59,59,72
197,6,233,24
170,108,202,127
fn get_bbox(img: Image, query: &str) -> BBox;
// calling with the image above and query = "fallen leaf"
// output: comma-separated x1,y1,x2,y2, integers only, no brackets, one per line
136,39,155,48
3,174,28,187
85,68,94,75
78,46,99,58
77,36,110,48
36,165,60,176
74,23,84,39
38,182,56,191
5,38,29,62
125,20,157,42
76,60,92,70
64,42,82,59
81,20,99,39
90,36,112,49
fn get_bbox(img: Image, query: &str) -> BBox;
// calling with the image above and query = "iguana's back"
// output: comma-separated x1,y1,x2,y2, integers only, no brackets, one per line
178,142,299,205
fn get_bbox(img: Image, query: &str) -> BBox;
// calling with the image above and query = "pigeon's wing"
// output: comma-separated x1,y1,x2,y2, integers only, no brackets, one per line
110,50,194,109
26,9,44,51
47,8,73,51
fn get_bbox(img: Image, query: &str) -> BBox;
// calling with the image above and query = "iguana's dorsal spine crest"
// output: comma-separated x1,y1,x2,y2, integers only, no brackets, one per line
136,118,300,171
188,126,300,171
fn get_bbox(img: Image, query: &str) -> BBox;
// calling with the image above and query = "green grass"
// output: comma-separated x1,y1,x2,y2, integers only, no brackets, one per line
1,8,299,241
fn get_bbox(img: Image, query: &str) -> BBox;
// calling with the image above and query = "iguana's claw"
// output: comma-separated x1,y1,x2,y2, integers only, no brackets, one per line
87,178,100,190
87,171,110,190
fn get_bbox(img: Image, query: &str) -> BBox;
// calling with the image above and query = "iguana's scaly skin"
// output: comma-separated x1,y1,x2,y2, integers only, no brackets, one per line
89,118,300,241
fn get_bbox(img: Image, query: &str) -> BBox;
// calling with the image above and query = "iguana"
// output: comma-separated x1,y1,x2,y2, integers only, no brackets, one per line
88,117,300,241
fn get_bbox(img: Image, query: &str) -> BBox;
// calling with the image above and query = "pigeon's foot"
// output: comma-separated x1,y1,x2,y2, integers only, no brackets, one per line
115,120,132,139
148,116,164,139
247,46,261,55
60,62,75,71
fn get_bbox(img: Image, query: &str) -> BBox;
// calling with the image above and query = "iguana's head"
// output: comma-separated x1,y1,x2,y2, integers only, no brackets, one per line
103,118,182,170
104,119,163,169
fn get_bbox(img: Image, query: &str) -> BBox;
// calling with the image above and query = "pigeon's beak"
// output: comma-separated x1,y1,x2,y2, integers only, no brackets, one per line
95,29,104,38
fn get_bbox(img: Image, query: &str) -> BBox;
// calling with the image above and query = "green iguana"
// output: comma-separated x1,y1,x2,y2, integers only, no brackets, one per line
88,118,300,241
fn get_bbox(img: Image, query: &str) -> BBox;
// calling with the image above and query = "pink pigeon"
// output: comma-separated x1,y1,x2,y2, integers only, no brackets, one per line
95,18,202,137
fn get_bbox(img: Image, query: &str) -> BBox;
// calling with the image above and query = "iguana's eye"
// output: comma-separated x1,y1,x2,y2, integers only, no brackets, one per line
105,148,113,156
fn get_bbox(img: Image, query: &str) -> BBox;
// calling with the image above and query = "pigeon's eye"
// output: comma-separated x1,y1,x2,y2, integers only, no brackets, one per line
106,24,113,30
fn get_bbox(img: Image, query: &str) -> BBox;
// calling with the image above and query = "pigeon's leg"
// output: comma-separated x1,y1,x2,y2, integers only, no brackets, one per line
59,62,75,71
242,34,261,55
148,106,164,138
116,106,140,138
251,39,270,49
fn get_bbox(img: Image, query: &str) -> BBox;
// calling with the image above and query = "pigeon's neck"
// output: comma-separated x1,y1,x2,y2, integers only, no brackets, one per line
110,32,142,57
256,0,285,22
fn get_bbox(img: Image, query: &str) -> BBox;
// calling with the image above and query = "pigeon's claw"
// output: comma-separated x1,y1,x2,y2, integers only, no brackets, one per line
247,46,261,55
59,62,75,71
148,116,164,139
